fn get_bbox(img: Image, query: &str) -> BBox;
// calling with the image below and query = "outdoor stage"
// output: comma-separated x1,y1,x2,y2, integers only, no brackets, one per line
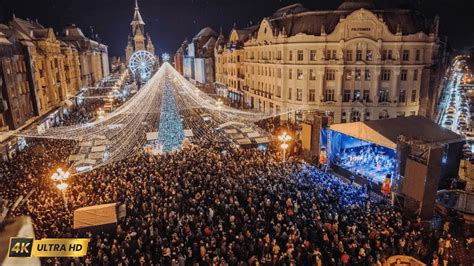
325,116,464,186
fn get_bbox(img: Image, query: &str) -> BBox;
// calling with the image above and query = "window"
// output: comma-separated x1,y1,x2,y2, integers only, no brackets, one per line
326,69,336,81
382,50,393,60
351,111,361,122
345,70,352,80
309,69,316,80
296,89,303,101
400,70,408,81
366,50,373,61
326,50,336,60
297,50,304,61
355,69,362,81
276,86,282,97
310,50,317,61
288,88,292,100
324,89,335,102
353,90,361,101
363,90,370,102
381,70,391,81
415,50,421,61
356,50,362,61
309,89,316,102
343,90,351,102
297,69,303,80
379,89,389,102
345,50,353,61
288,51,293,61
414,69,419,81
365,70,371,81
289,69,293,79
402,50,410,61
411,89,417,102
399,89,406,103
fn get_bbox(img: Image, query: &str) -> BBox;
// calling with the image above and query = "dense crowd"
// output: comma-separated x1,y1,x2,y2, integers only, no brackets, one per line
1,137,473,265
0,93,473,265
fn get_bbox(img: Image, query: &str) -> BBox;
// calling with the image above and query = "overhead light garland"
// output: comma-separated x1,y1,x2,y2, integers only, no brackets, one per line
13,63,310,172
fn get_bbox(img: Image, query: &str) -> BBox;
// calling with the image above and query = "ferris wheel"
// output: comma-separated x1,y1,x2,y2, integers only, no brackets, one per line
128,50,156,82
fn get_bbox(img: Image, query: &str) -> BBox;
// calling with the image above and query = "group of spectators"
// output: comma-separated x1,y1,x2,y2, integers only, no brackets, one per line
0,96,473,266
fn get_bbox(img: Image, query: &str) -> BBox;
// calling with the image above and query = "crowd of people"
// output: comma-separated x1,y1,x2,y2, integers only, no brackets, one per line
0,93,473,265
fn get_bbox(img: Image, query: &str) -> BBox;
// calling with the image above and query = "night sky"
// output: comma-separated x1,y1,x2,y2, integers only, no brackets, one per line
1,0,473,57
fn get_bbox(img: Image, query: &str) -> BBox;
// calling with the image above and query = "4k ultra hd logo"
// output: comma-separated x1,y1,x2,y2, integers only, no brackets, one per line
8,238,34,257
8,238,90,258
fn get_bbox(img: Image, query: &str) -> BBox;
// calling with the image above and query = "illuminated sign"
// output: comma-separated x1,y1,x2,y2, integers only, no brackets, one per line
8,238,90,258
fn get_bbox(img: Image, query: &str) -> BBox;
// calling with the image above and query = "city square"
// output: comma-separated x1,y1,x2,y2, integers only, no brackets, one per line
0,0,474,265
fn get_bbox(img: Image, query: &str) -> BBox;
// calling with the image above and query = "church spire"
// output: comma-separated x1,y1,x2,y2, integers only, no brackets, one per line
131,0,145,27
130,0,145,38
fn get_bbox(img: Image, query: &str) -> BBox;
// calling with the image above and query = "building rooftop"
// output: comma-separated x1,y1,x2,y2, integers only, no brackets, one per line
266,6,434,37
337,0,376,11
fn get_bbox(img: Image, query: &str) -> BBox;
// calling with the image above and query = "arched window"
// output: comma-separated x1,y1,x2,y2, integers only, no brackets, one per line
350,111,361,122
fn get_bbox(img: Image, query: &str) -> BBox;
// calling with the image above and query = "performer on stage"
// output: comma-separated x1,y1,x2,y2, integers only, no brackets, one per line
381,174,392,196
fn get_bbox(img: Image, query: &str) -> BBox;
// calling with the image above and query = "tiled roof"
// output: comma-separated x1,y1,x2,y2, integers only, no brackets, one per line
267,8,433,36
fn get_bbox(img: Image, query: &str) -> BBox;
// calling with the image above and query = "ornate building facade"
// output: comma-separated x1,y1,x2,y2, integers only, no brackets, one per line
182,27,218,85
60,25,109,88
174,40,188,75
215,0,442,123
0,17,109,130
125,0,155,64
0,30,35,130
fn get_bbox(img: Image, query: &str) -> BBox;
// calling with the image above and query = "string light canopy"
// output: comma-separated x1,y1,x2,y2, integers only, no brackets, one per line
14,63,311,172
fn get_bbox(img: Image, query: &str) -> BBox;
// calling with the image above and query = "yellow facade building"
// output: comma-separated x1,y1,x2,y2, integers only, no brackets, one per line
0,17,109,121
215,1,442,123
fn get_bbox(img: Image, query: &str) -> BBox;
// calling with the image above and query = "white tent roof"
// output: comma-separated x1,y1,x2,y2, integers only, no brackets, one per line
146,132,159,141
329,116,463,150
73,203,118,229
247,132,261,138
330,122,396,149
184,129,194,137
255,137,270,144
237,138,252,145
91,145,106,153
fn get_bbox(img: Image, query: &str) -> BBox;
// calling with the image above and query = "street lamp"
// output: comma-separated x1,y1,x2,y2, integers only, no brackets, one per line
51,168,70,210
97,107,105,119
216,98,223,109
278,132,292,162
